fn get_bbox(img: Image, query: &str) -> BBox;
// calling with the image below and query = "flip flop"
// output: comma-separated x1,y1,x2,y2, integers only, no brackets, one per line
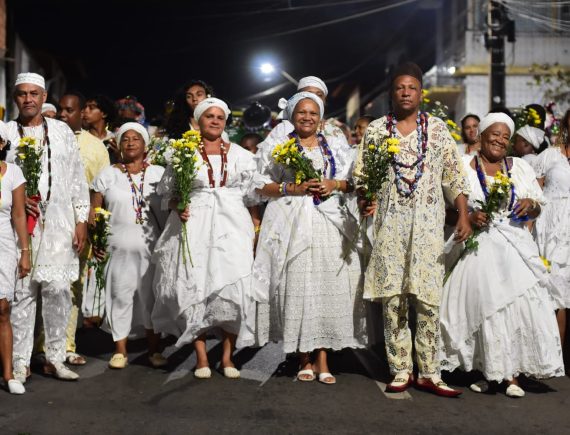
317,372,336,385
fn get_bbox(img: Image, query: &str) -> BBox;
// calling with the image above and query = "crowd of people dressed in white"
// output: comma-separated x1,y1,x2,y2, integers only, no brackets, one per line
0,64,567,399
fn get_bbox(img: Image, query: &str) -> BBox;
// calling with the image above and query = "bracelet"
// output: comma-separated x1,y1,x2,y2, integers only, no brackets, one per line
254,225,261,234
278,183,284,195
335,180,341,191
283,182,288,196
20,247,30,251
529,199,539,211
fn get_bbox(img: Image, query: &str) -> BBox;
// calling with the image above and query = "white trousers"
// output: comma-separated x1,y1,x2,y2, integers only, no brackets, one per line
12,279,71,368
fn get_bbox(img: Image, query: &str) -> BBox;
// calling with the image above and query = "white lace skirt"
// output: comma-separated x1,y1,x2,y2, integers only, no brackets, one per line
441,284,564,381
256,206,367,353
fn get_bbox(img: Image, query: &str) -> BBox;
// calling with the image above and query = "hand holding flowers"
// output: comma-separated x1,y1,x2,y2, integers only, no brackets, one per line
88,207,112,298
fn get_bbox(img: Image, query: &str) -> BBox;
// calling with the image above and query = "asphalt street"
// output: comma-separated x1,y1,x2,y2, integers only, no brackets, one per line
2,326,569,435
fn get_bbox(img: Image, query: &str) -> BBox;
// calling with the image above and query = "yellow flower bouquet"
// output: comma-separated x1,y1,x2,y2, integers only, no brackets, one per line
168,129,201,265
87,207,112,310
357,136,401,201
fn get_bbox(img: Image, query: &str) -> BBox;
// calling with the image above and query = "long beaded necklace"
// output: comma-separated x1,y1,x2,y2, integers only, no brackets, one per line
289,132,336,179
387,111,429,197
17,116,52,214
474,154,516,211
198,140,228,188
121,162,148,224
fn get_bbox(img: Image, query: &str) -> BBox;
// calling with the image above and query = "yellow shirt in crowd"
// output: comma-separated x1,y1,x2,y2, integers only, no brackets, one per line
76,129,110,184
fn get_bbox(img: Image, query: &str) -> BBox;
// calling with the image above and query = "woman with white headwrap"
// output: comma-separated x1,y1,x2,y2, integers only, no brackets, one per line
151,98,261,379
253,92,367,385
532,116,570,352
440,113,564,398
513,124,546,168
90,122,168,369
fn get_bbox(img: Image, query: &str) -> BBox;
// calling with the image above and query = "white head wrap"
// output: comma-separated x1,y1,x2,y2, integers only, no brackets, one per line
116,122,150,147
516,125,545,150
193,97,231,122
478,112,515,138
15,72,46,90
41,103,57,114
282,92,324,121
297,76,328,97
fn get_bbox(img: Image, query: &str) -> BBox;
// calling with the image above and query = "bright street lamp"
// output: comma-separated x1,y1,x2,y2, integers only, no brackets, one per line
259,62,298,86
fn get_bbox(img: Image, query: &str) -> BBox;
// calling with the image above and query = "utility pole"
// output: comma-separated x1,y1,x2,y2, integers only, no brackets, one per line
485,1,515,110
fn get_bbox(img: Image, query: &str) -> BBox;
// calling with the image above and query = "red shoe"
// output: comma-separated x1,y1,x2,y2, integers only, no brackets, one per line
415,377,462,397
385,373,414,393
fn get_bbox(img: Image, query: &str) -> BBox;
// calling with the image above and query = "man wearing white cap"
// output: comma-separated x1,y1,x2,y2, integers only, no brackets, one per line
4,72,90,382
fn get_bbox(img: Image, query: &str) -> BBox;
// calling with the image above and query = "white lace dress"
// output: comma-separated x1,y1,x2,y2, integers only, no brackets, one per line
440,156,564,382
151,144,260,349
0,163,26,301
253,134,367,354
532,147,570,309
91,165,166,341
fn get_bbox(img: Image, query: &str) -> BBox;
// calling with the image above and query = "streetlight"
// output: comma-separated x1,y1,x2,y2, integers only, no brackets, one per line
259,62,298,86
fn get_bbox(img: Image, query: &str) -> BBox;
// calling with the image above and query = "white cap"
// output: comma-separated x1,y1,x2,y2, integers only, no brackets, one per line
15,72,46,90
193,97,231,121
42,103,57,114
116,122,150,147
297,76,328,97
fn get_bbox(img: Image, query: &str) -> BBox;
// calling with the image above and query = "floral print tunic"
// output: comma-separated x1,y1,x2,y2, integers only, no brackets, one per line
355,116,469,306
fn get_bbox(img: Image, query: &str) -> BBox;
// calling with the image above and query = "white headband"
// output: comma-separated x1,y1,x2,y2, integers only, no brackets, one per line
283,92,324,121
516,125,545,150
116,122,150,147
193,97,231,122
297,76,328,97
15,72,46,90
479,112,515,138
41,103,57,114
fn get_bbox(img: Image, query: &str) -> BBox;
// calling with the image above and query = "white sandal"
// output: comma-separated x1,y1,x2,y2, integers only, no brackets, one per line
296,369,315,382
194,367,212,379
470,380,489,393
317,372,336,385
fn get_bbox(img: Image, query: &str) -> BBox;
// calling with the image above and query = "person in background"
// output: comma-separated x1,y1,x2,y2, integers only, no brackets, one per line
83,95,118,162
459,114,480,156
354,115,375,146
239,133,263,154
58,91,110,349
41,103,57,119
512,124,546,167
116,96,147,126
164,80,214,139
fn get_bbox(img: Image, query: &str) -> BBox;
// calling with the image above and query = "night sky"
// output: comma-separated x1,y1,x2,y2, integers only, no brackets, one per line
11,0,438,120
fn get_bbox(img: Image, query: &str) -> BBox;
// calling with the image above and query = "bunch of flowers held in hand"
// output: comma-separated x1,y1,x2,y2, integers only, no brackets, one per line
166,129,201,265
464,171,512,251
16,136,45,235
88,207,112,310
357,136,401,201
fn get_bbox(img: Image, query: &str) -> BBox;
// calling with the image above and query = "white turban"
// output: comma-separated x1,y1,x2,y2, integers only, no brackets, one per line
479,112,515,138
297,76,328,97
116,122,150,147
15,72,46,90
282,92,324,122
516,125,545,150
193,97,231,122
41,103,57,114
